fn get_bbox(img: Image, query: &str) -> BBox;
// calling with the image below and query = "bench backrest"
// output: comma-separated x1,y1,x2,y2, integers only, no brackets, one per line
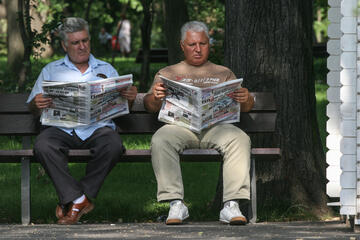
0,92,276,136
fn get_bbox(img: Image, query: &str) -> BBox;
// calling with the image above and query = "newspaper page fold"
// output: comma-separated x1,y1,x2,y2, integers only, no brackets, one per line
158,76,243,133
41,74,133,128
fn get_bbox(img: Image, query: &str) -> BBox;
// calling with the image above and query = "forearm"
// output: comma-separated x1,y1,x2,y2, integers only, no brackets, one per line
128,99,135,110
240,94,255,112
143,93,163,113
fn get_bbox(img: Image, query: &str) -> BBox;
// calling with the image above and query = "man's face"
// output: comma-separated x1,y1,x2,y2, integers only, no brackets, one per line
61,29,90,66
180,30,210,66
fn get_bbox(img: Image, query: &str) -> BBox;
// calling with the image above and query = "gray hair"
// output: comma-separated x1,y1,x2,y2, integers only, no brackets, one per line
58,17,89,45
180,21,209,42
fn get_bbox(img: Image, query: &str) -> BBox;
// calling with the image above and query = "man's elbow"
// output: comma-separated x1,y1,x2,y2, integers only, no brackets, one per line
143,94,155,113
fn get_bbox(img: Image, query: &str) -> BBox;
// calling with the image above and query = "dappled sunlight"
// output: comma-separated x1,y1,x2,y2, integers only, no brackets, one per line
122,134,151,149
0,136,23,149
142,200,169,217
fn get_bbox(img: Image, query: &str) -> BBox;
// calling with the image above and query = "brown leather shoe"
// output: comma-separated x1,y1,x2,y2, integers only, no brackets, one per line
55,204,66,219
57,197,94,225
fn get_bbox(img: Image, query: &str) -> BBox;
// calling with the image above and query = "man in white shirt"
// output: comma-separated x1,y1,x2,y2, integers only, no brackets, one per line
27,17,137,225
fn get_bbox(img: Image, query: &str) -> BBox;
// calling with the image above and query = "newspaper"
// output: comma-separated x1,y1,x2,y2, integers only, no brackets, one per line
158,76,243,133
40,74,133,128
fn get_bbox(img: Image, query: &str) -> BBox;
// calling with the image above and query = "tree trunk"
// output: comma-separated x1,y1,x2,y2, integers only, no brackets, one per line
84,0,94,22
224,0,330,216
139,0,153,91
6,0,25,89
163,0,188,65
17,0,33,92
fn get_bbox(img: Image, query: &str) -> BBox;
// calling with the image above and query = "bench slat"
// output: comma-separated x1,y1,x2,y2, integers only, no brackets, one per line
0,94,29,113
0,148,280,163
0,112,277,135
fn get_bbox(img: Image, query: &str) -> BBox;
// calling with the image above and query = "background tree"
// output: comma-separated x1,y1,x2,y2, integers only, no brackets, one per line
163,0,188,64
5,0,26,91
139,0,153,91
225,0,330,217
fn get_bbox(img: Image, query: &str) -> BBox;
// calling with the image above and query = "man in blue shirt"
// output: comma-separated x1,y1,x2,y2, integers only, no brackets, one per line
27,17,137,225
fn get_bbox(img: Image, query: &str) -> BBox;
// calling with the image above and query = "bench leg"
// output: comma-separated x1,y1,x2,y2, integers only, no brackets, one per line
21,157,31,225
21,136,31,225
248,157,257,223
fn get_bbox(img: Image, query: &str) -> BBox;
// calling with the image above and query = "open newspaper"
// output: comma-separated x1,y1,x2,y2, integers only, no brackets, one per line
40,74,133,128
158,76,243,133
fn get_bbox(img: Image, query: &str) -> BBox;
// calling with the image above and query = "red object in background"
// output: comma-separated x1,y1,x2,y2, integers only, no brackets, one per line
111,36,120,51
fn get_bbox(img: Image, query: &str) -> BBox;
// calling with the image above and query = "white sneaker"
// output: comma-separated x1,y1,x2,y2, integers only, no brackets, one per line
219,200,247,225
166,200,189,225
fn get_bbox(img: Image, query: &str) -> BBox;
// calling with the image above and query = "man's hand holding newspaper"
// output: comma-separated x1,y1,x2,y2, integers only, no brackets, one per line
157,76,243,133
40,74,133,128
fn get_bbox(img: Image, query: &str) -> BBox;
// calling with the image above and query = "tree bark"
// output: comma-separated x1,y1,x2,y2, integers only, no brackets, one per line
6,0,25,89
224,0,330,216
163,0,188,65
84,0,94,22
139,0,153,91
17,0,33,92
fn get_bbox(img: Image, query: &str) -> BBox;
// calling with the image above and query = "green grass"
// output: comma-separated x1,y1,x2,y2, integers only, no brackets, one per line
0,134,221,224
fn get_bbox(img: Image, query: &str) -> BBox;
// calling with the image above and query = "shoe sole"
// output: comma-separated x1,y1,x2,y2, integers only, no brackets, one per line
76,203,95,222
166,214,189,225
166,219,183,225
220,216,247,225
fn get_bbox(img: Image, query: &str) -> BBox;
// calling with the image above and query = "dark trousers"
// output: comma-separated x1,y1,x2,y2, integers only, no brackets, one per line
33,127,125,205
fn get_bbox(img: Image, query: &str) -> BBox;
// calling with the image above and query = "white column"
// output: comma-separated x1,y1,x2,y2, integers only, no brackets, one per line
327,0,342,199
339,0,358,218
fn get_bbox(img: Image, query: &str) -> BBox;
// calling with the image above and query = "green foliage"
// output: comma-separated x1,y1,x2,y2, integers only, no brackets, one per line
0,19,6,56
187,0,225,30
313,57,328,84
36,0,68,22
187,0,225,64
0,56,165,93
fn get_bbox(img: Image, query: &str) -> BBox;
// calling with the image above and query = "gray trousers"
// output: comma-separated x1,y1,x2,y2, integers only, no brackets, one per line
151,124,251,203
33,127,125,205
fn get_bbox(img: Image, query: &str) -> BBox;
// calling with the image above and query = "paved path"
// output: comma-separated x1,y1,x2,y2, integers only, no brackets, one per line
0,221,358,240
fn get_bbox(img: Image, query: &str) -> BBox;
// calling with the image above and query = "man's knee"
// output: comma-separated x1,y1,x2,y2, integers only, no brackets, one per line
34,134,54,154
151,125,177,150
98,130,125,156
221,125,251,147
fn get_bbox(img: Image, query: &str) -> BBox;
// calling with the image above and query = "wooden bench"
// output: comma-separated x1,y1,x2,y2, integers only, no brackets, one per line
135,48,168,63
0,92,280,225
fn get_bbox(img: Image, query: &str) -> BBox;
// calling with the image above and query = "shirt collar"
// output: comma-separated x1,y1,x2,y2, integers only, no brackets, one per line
56,54,100,71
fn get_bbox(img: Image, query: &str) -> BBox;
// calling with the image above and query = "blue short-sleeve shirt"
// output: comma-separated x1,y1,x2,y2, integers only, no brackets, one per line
27,54,119,140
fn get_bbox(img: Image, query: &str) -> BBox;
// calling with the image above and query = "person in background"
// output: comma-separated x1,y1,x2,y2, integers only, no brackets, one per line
98,27,112,53
27,17,137,225
116,14,131,57
143,20,254,226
